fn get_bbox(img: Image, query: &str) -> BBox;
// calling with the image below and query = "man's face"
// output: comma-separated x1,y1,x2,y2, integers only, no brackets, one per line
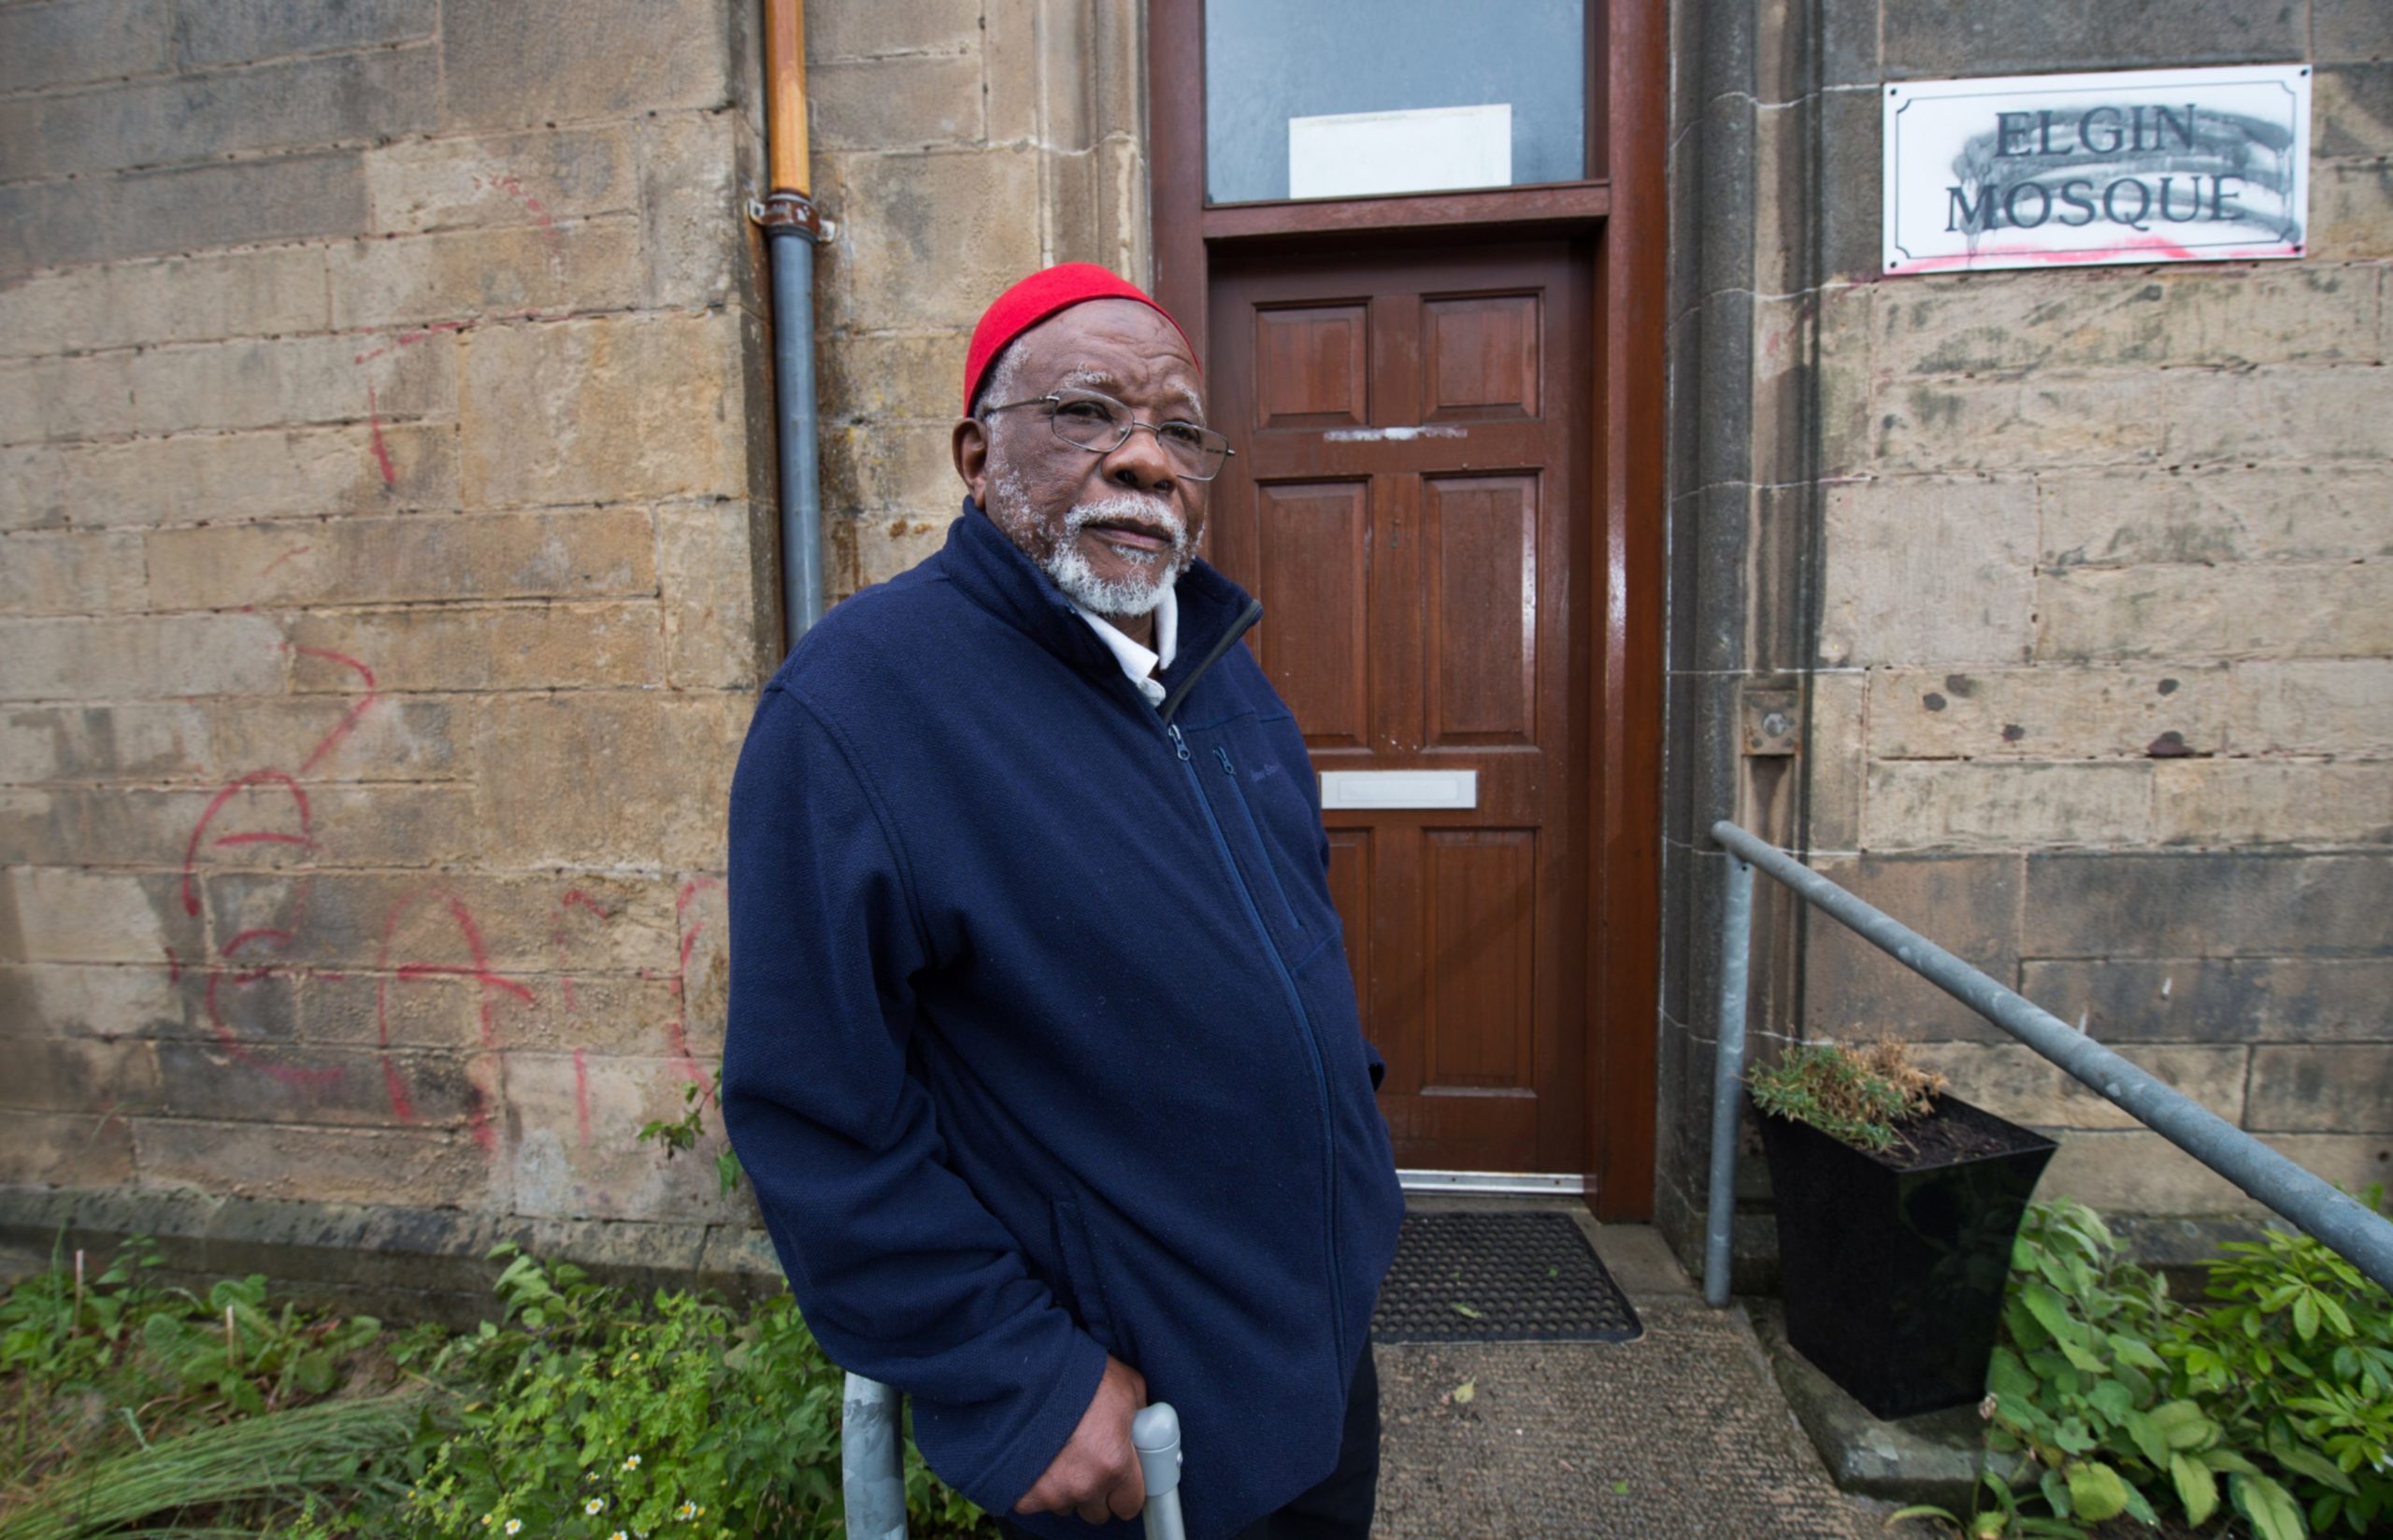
954,299,1212,618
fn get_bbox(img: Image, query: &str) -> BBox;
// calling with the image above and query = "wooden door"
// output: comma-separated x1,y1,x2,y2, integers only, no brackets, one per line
1207,241,1592,1174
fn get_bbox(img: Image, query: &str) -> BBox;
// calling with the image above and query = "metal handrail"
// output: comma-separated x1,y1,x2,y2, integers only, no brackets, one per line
1702,819,2393,1305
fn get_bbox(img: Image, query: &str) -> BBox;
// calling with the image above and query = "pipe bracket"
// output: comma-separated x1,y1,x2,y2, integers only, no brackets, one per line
750,191,832,242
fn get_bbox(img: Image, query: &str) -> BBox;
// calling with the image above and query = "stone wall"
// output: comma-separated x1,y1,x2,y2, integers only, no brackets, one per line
1663,0,2393,1269
809,0,1149,596
0,0,780,1251
0,0,1151,1293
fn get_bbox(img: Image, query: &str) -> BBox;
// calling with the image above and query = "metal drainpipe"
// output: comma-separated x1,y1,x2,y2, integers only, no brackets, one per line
756,0,827,649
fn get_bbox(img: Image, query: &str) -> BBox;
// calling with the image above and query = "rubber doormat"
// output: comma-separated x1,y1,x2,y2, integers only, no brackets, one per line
1369,1212,1642,1344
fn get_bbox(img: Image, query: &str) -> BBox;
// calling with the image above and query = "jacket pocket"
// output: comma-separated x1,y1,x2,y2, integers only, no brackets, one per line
1051,1194,1116,1349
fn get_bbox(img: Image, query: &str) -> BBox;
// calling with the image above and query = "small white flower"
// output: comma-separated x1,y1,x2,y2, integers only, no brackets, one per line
504,1520,523,1536
609,1533,629,1540
623,1454,642,1470
676,1503,697,1522
585,1498,607,1516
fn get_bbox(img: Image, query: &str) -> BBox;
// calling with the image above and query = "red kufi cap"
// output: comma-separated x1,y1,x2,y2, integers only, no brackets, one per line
962,263,1191,415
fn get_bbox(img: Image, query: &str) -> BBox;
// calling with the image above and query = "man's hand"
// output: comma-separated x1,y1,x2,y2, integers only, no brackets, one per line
1015,1354,1148,1525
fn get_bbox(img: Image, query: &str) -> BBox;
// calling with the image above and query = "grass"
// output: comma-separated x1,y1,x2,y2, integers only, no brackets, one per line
0,1390,427,1540
2,1239,993,1540
0,1237,423,1536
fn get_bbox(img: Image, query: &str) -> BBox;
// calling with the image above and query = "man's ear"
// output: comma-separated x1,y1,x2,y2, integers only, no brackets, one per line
953,416,992,505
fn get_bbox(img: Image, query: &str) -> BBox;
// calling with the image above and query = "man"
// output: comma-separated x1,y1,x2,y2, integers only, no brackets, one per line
723,264,1404,1540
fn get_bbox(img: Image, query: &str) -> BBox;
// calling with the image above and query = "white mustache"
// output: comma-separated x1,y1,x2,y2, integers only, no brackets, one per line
1064,494,1188,556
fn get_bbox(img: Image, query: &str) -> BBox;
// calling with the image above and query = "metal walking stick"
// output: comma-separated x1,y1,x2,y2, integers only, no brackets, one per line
1132,1402,1186,1540
842,1373,909,1540
839,1375,1189,1540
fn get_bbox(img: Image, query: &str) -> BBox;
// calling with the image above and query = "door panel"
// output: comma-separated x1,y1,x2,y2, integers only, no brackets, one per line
1210,241,1592,1174
1425,828,1536,1089
1254,304,1369,425
1422,293,1541,418
1252,482,1371,746
1423,474,1538,747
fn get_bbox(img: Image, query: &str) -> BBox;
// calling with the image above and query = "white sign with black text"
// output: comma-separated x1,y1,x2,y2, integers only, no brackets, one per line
1883,64,2310,275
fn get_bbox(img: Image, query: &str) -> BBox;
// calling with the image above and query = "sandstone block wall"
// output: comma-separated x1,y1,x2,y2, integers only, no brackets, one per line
806,0,1149,595
0,0,781,1234
1664,0,2392,1255
0,0,1153,1276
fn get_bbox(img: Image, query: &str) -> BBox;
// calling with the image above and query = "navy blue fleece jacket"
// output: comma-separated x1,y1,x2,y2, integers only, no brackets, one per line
722,501,1404,1540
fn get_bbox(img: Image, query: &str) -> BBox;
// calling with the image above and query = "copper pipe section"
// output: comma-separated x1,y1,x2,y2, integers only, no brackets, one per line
765,0,810,197
760,0,824,644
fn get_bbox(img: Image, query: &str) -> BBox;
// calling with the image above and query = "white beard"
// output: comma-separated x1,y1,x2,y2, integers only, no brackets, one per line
990,475,1191,618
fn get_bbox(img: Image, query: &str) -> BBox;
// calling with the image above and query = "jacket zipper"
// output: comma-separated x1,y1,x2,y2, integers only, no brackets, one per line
1213,745,1303,935
1150,595,1350,1366
1168,718,1347,1369
1158,598,1264,725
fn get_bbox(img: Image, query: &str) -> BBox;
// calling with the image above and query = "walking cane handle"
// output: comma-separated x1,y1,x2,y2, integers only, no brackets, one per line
1131,1402,1185,1540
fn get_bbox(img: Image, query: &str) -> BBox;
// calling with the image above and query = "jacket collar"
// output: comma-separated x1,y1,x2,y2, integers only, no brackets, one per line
938,498,1258,697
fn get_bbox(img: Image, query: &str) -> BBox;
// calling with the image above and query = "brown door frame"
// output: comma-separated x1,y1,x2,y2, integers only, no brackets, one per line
1148,0,1664,1220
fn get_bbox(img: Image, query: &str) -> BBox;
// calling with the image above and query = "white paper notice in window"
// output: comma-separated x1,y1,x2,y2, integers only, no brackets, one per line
1287,103,1512,201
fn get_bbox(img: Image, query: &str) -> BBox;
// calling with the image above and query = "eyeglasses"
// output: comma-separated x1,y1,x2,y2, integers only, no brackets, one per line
980,388,1236,481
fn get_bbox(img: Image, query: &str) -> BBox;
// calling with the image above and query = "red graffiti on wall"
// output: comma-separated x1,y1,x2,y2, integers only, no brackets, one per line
176,646,385,1087
177,134,738,1172
173,651,729,1158
180,769,314,919
351,321,466,490
549,888,617,1147
572,1046,592,1147
667,877,725,1101
373,885,534,1152
476,173,566,254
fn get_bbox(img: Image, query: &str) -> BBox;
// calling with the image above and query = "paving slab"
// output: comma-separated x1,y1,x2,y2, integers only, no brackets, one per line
1373,1215,1898,1539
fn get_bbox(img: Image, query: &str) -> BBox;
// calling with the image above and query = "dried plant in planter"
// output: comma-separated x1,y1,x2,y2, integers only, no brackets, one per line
1748,1034,2056,1419
1747,1037,1949,1154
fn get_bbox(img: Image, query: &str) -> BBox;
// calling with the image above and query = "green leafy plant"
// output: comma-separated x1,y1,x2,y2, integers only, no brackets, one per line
5,1237,991,1540
637,1075,747,1198
1894,1471,2108,1540
132,1274,383,1417
1892,1191,2393,1540
0,1237,183,1395
1747,1038,1947,1153
1980,1200,2183,1533
406,1245,989,1540
2171,1191,2393,1537
0,1233,406,1529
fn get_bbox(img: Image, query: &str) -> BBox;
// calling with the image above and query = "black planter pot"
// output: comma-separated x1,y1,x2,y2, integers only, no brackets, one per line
1759,1093,2057,1420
